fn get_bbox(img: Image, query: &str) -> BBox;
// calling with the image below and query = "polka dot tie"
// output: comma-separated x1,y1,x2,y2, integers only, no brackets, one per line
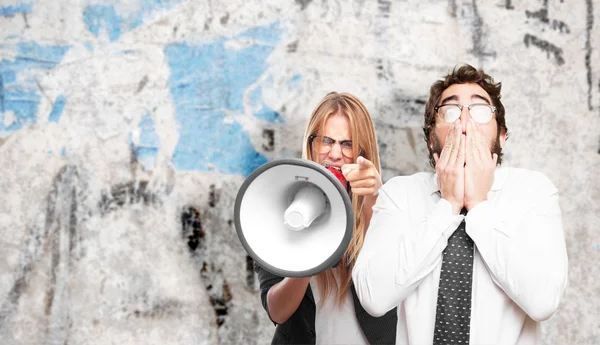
433,208,474,345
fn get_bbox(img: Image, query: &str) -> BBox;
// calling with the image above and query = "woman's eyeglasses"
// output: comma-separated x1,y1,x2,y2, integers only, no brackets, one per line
309,135,353,158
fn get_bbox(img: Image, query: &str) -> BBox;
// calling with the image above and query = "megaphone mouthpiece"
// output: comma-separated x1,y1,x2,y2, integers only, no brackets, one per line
284,184,327,231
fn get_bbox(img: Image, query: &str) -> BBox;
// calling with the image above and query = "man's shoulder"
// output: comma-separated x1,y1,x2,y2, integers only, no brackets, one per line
499,167,558,195
382,172,436,199
385,171,434,188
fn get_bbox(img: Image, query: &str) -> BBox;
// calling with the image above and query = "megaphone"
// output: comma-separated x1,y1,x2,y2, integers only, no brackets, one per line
234,158,354,278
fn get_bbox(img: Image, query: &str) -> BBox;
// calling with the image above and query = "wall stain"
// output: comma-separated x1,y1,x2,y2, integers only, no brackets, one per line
585,0,594,111
392,95,426,118
376,58,390,81
201,262,233,328
525,8,570,34
181,206,205,252
208,184,220,208
220,12,229,25
204,17,212,31
287,40,298,53
40,166,79,325
448,0,457,17
136,75,149,93
295,0,312,11
180,206,234,329
377,0,391,17
132,299,184,318
523,34,565,66
375,0,392,82
98,181,162,215
470,0,497,66
246,255,255,290
262,128,275,152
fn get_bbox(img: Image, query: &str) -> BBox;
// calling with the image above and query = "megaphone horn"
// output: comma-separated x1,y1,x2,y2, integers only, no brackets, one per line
234,158,354,278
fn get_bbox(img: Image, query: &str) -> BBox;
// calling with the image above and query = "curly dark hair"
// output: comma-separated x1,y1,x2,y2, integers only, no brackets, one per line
423,64,508,168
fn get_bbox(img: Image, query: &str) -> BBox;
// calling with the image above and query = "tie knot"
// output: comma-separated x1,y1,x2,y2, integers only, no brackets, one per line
460,207,468,216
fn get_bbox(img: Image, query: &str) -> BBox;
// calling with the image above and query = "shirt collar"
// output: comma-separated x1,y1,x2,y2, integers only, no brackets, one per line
427,167,506,196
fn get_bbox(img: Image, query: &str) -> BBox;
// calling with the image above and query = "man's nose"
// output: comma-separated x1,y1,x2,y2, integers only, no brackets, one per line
459,106,470,133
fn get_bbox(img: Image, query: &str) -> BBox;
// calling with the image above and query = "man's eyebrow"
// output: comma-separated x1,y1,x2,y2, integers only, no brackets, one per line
439,94,492,105
472,94,491,104
440,95,458,105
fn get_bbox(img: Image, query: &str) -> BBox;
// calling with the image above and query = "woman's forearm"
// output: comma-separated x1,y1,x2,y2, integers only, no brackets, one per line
266,277,311,324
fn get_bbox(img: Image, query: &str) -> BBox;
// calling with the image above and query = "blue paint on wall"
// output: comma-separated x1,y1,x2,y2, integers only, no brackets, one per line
130,112,160,170
0,71,4,113
48,95,66,123
83,1,181,42
2,69,16,83
0,41,70,137
289,74,302,87
83,5,123,42
0,2,33,16
250,86,281,123
129,0,178,30
164,21,285,176
236,23,283,45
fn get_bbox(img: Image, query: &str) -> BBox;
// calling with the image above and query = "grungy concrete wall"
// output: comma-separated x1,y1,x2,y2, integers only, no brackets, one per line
0,0,598,344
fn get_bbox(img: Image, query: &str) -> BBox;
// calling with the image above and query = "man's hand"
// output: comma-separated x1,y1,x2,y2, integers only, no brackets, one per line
341,156,382,196
434,121,465,215
464,119,497,211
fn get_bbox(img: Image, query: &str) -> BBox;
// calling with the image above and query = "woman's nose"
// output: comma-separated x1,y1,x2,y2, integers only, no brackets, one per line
327,142,343,159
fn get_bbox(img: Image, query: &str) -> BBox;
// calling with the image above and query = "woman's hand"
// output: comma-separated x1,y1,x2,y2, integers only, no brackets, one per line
341,156,382,196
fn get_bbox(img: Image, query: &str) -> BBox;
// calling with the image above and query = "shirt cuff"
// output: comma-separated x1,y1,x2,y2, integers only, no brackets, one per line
430,198,465,240
465,200,510,238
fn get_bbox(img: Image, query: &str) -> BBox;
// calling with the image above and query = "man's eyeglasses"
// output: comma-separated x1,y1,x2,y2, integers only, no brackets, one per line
309,135,353,158
434,104,497,123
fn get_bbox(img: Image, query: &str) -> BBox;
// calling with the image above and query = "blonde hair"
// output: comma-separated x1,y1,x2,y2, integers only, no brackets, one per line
301,91,381,306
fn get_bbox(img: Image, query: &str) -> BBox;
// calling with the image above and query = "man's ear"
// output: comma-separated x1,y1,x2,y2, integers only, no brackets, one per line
427,130,435,152
499,129,508,148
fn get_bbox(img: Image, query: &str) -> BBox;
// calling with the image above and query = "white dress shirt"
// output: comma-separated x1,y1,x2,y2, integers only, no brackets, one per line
310,269,369,345
352,167,568,345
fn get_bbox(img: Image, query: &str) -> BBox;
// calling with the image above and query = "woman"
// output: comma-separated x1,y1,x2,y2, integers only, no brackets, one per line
255,92,397,344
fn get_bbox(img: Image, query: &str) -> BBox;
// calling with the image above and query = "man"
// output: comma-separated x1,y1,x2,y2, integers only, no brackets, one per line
352,64,568,345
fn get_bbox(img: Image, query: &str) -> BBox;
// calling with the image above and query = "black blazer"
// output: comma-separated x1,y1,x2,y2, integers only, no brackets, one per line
255,263,397,345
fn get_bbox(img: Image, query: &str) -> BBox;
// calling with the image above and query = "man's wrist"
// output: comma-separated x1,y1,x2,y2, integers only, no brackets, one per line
441,197,462,215
451,203,462,215
465,197,487,211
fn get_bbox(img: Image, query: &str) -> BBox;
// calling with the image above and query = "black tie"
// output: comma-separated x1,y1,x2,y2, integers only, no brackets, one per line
433,208,474,345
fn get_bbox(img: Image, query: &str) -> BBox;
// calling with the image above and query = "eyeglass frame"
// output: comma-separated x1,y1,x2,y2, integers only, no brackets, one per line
433,103,497,123
308,134,354,157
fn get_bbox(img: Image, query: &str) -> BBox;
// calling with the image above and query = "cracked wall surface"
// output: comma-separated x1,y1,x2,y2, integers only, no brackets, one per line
0,0,598,344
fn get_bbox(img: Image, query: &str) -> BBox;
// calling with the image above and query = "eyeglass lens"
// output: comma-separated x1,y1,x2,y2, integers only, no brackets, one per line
440,104,493,123
312,136,353,157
